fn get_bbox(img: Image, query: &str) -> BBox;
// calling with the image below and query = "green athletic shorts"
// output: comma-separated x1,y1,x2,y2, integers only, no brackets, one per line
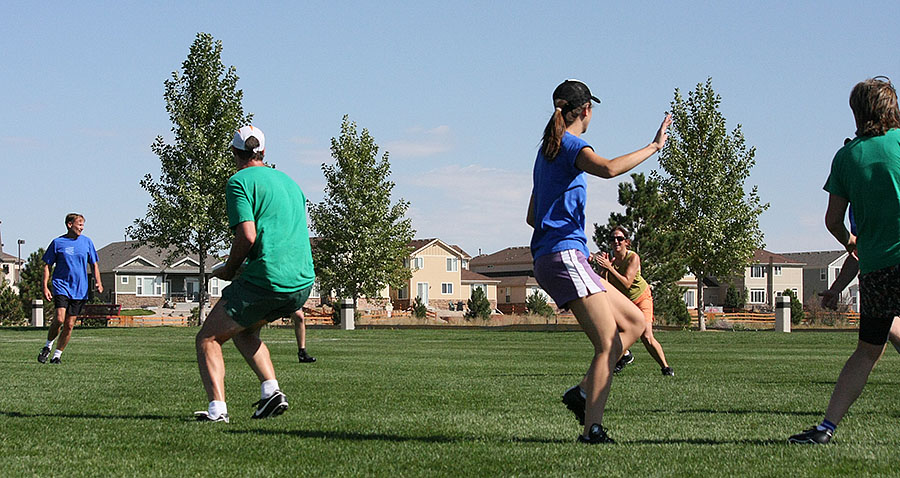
221,279,312,328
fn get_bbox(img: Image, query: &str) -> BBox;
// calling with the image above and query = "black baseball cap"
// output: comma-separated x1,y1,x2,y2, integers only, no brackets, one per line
553,79,601,112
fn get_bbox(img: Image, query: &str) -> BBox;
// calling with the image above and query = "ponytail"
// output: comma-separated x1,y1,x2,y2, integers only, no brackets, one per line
541,107,567,161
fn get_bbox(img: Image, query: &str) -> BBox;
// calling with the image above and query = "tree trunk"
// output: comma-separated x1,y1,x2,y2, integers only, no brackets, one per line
697,276,706,331
198,250,208,325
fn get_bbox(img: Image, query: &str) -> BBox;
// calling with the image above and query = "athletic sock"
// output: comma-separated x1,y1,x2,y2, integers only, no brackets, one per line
52,349,62,359
209,400,227,418
261,379,280,399
816,419,837,433
45,340,54,349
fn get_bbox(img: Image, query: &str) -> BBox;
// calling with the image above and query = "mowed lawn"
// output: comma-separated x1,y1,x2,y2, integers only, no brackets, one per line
1,326,898,477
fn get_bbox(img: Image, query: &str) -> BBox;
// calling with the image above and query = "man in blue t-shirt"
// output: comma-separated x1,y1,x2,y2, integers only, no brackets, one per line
37,213,102,364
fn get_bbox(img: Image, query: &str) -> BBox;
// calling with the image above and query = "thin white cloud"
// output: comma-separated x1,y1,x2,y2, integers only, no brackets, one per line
385,125,452,158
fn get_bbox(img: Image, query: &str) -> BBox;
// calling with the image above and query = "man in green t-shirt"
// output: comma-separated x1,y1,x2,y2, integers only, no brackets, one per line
790,77,900,445
194,125,315,423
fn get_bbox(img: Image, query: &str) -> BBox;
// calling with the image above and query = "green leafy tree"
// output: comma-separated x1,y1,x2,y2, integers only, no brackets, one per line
724,284,745,310
0,279,24,325
128,32,249,323
18,249,54,320
653,283,690,326
593,173,687,323
412,296,427,319
525,290,555,318
466,287,492,320
309,115,414,310
783,289,804,325
653,78,768,330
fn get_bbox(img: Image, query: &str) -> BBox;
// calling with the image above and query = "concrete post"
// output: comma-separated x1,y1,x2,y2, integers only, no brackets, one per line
340,298,355,330
31,299,44,327
775,295,791,332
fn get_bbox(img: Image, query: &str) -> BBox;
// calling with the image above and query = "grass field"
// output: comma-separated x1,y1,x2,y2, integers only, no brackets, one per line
1,327,898,477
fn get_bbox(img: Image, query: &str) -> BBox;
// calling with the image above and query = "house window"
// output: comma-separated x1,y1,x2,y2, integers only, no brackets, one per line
462,259,469,270
820,269,827,281
441,283,453,294
446,258,458,272
505,287,511,303
2,264,9,274
472,283,485,293
774,266,782,276
121,276,129,284
412,257,424,270
792,288,798,297
751,266,764,278
750,289,766,304
398,286,409,300
136,276,162,297
683,290,695,308
209,278,220,297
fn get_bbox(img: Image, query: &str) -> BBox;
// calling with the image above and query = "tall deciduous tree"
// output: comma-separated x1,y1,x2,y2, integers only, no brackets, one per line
653,78,768,330
128,32,249,323
309,115,414,309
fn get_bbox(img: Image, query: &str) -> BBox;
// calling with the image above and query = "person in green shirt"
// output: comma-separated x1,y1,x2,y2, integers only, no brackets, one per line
790,76,900,444
194,125,315,423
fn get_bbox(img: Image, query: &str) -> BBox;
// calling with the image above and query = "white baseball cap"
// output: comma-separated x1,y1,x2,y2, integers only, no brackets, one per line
232,125,265,153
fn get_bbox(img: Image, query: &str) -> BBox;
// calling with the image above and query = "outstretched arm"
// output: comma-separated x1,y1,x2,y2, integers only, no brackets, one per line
575,113,672,178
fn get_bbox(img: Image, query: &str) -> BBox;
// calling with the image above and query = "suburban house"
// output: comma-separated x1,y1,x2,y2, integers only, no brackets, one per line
0,250,23,293
96,241,228,309
781,250,858,312
390,238,499,311
469,246,548,314
679,249,805,311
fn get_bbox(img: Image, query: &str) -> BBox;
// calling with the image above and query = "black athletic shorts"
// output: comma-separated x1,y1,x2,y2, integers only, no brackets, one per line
858,263,900,345
53,295,87,317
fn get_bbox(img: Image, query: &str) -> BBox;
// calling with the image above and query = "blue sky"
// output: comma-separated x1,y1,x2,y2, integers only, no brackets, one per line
2,1,898,261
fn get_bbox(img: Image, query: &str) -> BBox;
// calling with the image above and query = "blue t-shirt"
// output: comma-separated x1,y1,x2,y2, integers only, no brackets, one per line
42,235,99,300
530,132,593,260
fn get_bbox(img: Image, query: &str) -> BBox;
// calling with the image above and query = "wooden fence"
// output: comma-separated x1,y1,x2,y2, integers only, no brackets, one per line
693,311,859,327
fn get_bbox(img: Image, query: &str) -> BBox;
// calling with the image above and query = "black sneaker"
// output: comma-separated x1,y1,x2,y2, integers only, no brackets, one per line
661,367,675,376
38,346,51,364
49,357,61,364
251,390,288,419
561,385,586,425
577,423,615,444
614,350,634,374
298,350,316,363
788,427,833,444
194,411,230,423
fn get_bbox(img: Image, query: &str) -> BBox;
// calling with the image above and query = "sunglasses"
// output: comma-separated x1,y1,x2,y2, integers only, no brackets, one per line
609,236,626,243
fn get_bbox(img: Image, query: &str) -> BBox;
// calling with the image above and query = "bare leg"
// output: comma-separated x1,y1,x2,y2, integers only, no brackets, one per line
46,307,66,342
640,322,669,368
578,282,644,389
55,313,78,351
232,323,277,383
567,293,618,436
888,318,900,355
823,340,885,425
292,309,306,350
195,301,245,402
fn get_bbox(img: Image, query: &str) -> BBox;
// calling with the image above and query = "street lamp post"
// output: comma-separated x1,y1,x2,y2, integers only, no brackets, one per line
17,239,24,284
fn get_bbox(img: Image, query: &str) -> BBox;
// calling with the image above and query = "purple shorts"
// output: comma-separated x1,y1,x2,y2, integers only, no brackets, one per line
533,249,606,309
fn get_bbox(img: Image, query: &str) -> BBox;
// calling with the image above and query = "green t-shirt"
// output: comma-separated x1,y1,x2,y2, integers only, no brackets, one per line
226,166,315,292
824,128,900,274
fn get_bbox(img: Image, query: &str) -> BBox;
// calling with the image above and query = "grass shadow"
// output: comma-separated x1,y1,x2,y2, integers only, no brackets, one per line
227,428,469,444
645,408,820,417
0,410,175,421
